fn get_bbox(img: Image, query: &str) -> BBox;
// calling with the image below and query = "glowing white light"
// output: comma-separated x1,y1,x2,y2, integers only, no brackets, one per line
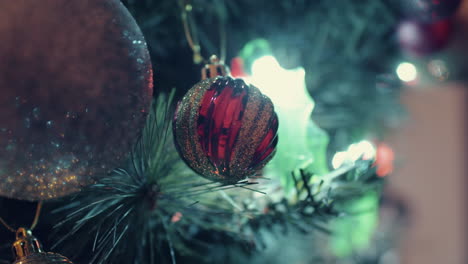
396,62,417,82
331,140,376,169
251,55,282,75
250,56,309,109
332,151,348,169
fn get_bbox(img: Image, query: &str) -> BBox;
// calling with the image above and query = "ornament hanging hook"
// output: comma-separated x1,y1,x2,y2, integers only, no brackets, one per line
30,201,43,230
179,0,203,64
178,0,227,65
0,214,15,233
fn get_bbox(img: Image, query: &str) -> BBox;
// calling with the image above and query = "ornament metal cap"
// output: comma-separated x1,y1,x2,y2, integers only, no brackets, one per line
12,228,43,260
12,228,73,264
201,55,230,80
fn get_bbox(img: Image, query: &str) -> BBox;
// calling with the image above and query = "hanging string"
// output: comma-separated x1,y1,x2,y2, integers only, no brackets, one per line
0,201,43,233
0,216,15,233
217,1,227,63
178,0,227,64
179,0,203,64
30,201,43,230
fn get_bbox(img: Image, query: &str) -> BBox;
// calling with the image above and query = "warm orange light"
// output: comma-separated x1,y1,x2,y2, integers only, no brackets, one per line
374,143,395,177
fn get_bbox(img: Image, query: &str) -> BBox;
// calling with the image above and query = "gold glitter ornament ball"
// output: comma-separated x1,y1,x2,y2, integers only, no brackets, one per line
173,76,279,183
0,0,153,201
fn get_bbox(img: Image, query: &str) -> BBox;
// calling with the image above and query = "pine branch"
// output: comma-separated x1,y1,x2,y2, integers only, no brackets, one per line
51,91,255,264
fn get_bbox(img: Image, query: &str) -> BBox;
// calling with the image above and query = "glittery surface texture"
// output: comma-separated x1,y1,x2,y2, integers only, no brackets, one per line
13,253,74,264
0,0,153,201
173,77,278,183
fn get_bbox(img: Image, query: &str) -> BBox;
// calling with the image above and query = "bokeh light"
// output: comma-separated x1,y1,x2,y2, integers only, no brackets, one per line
332,140,376,169
396,62,418,82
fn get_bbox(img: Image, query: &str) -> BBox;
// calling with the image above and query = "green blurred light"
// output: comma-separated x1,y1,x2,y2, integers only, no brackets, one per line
330,192,379,257
239,39,272,75
249,54,329,194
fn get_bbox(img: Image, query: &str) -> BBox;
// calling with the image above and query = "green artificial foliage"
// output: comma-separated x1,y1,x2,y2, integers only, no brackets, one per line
306,120,331,176
330,192,379,258
242,39,331,194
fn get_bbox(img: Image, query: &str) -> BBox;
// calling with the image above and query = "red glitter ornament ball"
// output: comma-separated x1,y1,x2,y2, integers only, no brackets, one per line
173,77,278,183
397,19,453,56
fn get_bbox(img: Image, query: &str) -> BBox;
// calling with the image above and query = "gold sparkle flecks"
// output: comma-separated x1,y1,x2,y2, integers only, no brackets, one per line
0,154,91,200
175,78,218,180
230,85,275,179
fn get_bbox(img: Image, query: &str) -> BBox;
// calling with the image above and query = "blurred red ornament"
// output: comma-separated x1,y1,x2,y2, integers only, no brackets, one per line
374,143,395,177
397,19,453,56
230,57,248,78
400,0,462,23
173,76,278,184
